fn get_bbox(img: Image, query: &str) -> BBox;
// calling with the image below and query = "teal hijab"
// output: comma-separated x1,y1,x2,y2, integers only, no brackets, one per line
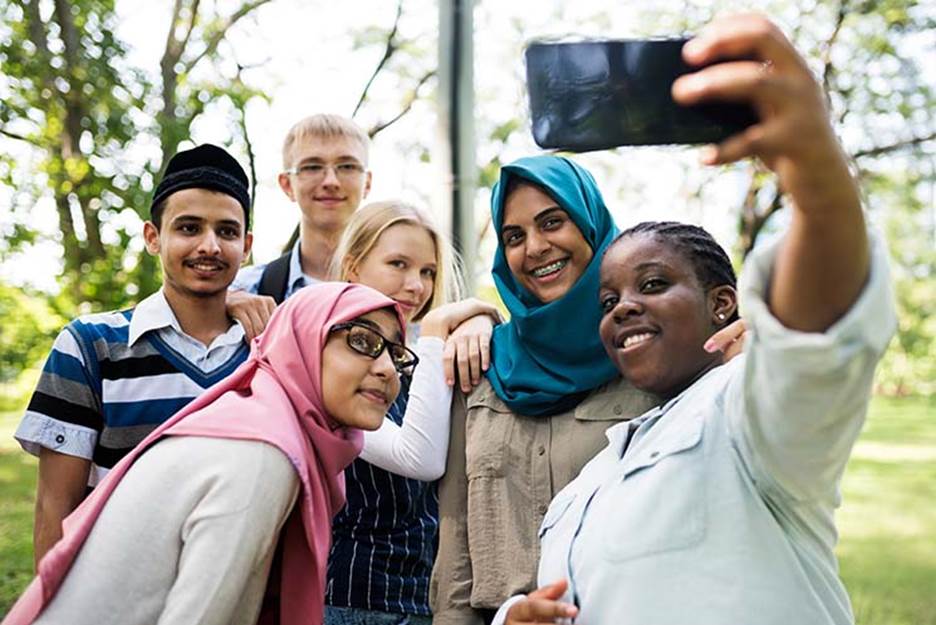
485,155,620,416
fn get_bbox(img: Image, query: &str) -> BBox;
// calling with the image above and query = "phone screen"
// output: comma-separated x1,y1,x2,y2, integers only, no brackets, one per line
525,38,758,151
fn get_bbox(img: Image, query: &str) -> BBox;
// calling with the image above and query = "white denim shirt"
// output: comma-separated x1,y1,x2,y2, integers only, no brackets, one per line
493,231,896,625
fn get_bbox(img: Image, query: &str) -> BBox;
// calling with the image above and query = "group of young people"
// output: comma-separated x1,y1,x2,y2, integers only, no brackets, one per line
6,14,895,625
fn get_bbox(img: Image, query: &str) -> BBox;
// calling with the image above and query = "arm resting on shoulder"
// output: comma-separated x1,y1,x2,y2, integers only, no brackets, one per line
360,337,453,480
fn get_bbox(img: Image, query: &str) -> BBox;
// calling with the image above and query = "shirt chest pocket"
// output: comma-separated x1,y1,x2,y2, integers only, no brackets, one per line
464,390,516,479
538,491,577,539
601,411,707,562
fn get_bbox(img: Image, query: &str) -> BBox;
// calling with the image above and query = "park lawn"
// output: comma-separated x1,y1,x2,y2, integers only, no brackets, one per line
2,396,935,620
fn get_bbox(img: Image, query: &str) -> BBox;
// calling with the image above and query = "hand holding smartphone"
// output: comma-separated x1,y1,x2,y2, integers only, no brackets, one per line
525,38,758,151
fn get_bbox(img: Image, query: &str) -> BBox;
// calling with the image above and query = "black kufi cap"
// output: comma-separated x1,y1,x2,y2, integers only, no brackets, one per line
151,144,250,220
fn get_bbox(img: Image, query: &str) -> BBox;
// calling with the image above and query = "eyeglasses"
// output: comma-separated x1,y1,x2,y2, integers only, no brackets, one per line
330,321,419,375
284,162,366,182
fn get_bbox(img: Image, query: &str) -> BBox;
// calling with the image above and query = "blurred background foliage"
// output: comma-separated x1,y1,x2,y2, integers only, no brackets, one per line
0,0,933,398
0,1,933,620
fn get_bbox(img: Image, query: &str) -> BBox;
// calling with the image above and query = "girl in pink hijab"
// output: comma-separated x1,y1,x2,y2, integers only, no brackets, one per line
4,282,413,625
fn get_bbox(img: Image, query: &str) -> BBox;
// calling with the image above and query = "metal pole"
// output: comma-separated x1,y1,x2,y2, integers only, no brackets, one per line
437,0,476,293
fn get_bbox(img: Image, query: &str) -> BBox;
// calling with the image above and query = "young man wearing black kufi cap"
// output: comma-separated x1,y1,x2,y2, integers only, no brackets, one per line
15,144,254,565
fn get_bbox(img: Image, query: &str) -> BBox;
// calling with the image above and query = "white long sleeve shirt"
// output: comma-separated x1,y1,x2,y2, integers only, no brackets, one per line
359,336,452,481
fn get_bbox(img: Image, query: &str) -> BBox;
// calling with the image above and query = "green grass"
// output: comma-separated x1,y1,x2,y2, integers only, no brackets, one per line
0,405,37,617
837,396,936,625
0,447,35,616
1,397,935,620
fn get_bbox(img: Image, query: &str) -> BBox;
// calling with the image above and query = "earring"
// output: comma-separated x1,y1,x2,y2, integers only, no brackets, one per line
717,313,726,321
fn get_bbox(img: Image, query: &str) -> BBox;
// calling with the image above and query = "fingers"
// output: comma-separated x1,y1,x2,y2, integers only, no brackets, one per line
672,59,787,110
528,579,569,601
507,598,578,624
721,333,746,361
248,298,276,340
479,329,492,373
704,319,746,353
507,580,577,624
235,297,276,342
444,332,492,392
700,119,783,165
443,338,457,386
229,305,259,342
673,13,832,168
454,335,472,393
241,310,261,342
682,13,801,73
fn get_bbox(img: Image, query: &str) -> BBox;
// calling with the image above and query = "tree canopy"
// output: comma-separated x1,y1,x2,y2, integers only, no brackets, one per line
1,0,933,393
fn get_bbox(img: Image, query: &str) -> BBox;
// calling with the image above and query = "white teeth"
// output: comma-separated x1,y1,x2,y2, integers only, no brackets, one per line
531,259,567,277
623,333,655,348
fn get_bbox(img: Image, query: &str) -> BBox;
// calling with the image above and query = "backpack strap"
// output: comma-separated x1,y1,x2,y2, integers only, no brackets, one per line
257,253,292,305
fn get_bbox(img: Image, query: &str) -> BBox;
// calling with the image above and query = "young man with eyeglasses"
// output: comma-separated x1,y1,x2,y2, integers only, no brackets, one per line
227,114,372,337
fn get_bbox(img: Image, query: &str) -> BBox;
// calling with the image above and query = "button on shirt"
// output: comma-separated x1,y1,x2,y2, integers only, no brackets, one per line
431,376,659,623
230,240,317,298
494,231,896,625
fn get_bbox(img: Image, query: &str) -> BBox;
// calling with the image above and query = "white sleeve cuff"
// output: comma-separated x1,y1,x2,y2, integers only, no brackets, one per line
491,594,528,625
14,412,97,459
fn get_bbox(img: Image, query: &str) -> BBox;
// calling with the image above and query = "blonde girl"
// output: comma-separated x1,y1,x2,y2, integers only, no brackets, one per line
326,200,499,625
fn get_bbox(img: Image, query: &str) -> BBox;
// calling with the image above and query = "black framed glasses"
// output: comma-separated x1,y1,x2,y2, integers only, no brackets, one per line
330,321,419,375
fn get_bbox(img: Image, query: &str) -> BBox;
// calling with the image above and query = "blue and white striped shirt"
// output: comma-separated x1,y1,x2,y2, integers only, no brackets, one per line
326,376,440,616
15,291,249,486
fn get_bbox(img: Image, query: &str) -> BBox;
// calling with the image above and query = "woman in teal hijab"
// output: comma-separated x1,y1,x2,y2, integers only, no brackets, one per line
486,155,620,415
432,154,661,622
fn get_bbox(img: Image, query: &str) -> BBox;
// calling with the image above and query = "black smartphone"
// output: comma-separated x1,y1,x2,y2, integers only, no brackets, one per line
525,38,758,151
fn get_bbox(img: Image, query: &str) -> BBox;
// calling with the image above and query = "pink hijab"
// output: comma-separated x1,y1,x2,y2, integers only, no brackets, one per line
3,282,403,625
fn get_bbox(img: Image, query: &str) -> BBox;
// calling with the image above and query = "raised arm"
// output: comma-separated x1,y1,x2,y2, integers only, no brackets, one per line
674,14,869,331
359,336,452,480
359,299,499,480
674,14,895,502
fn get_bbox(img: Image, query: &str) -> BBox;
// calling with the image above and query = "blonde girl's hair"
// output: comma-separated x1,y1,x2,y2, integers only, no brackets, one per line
281,114,371,169
330,200,464,321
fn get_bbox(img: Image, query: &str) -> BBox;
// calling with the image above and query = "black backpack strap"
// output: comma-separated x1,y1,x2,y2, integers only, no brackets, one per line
257,252,292,305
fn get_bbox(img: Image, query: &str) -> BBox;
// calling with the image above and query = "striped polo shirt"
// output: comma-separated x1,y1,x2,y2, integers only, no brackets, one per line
15,291,249,487
326,376,440,616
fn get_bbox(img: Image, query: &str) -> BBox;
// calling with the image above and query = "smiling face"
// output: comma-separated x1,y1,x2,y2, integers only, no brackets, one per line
500,182,594,303
143,188,252,300
598,234,737,400
347,222,438,324
278,134,372,236
321,308,402,430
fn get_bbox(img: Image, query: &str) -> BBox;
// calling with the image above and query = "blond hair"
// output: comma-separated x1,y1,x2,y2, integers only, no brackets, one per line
281,114,371,168
331,200,463,321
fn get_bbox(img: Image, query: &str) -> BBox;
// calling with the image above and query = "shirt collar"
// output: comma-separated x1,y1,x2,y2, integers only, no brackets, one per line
129,289,181,346
603,362,732,452
288,240,314,292
128,288,245,348
604,390,684,451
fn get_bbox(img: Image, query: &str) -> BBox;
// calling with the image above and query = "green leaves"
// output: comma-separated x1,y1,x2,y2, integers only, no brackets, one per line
1,0,269,321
